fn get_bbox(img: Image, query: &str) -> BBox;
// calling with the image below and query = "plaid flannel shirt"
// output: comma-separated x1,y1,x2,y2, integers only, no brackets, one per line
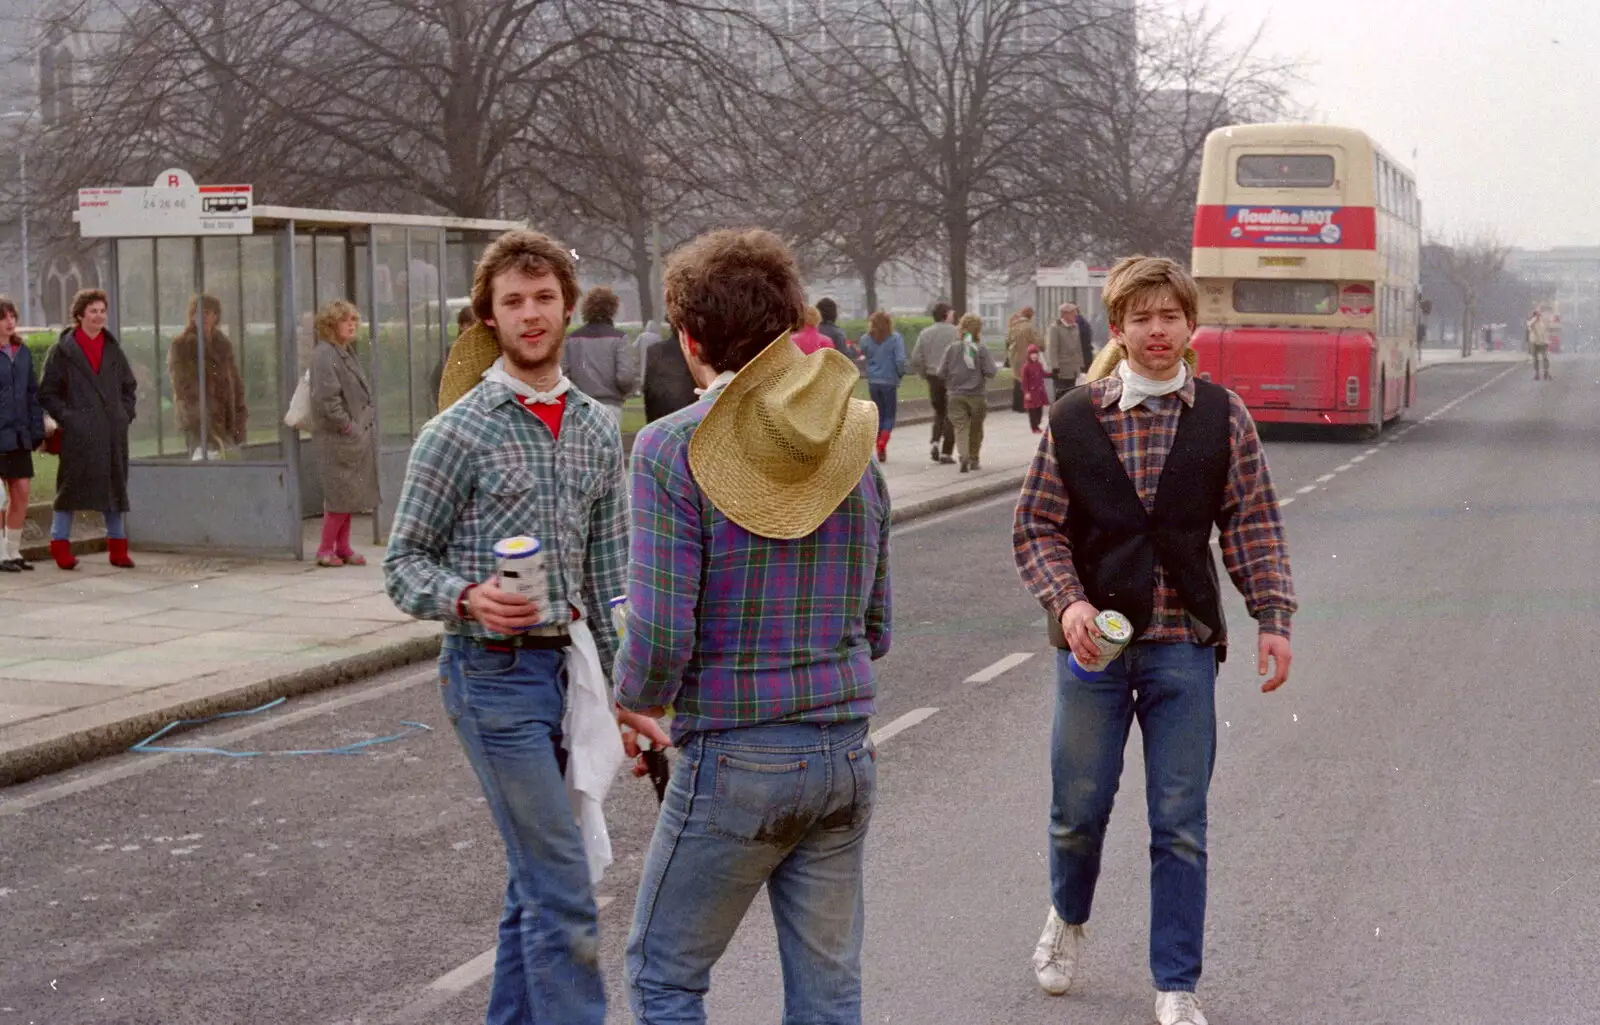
1014,374,1296,642
382,381,629,675
613,388,891,740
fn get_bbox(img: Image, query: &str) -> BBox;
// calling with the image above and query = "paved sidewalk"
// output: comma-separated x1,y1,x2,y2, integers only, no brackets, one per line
0,409,1046,785
1418,348,1531,369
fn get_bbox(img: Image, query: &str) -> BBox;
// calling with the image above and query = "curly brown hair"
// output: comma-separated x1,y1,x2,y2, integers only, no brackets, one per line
315,299,361,346
580,286,620,324
70,288,109,324
470,230,581,326
0,295,17,321
665,229,805,373
1102,255,1198,330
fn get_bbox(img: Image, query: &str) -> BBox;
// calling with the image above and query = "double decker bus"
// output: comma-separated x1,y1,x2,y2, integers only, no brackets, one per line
1189,124,1421,437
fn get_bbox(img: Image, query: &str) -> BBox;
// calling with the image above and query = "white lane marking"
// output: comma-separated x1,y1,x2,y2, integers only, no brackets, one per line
871,707,940,747
1315,474,1336,484
1279,497,1295,506
1335,463,1354,472
1295,485,1317,495
2,670,435,816
1364,447,1380,455
964,652,1035,684
1350,455,1366,464
425,948,497,995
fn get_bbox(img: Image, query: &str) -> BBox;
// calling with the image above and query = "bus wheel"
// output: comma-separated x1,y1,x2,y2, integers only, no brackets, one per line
1360,372,1386,439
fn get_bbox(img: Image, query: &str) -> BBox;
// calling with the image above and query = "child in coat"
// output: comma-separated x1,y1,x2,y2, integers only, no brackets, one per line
1020,344,1050,433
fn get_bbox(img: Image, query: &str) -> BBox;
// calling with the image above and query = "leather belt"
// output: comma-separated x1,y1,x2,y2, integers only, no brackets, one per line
478,631,571,652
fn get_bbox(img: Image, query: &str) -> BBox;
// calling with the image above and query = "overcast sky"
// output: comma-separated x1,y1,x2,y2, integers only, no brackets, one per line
1211,0,1598,251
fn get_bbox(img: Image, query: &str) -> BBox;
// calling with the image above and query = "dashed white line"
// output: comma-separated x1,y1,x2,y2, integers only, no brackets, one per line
1335,463,1354,472
1279,497,1296,506
1296,485,1317,495
1314,474,1336,484
1350,455,1366,464
871,707,941,746
964,652,1035,683
1364,447,1380,456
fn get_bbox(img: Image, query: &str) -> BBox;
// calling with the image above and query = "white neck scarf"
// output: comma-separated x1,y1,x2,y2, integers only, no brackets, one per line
1116,358,1188,412
484,356,570,405
695,370,736,397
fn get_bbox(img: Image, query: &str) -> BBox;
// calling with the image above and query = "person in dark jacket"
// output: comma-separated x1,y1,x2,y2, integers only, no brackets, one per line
562,285,639,422
816,296,865,367
643,325,699,424
1074,305,1096,372
38,288,139,570
168,293,249,458
0,296,45,571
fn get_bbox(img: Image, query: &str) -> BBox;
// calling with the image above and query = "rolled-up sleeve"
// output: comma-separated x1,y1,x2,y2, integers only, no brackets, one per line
383,420,474,623
1013,427,1087,618
614,425,702,711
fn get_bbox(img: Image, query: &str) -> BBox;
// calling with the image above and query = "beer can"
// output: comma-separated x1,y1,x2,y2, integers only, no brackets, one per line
494,536,550,622
1069,609,1134,677
608,595,629,640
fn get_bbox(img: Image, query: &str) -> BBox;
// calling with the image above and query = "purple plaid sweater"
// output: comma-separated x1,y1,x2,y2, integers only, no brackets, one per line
613,389,892,740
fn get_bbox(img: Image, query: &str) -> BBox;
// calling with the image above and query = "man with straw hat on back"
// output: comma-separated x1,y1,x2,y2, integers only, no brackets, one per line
615,228,891,1024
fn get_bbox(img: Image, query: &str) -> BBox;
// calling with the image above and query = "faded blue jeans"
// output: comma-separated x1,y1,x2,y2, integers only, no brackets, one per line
1049,642,1217,993
626,719,877,1024
439,636,605,1025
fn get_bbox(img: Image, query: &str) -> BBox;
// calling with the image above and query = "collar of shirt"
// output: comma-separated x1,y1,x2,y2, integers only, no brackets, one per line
695,370,737,397
1095,371,1197,410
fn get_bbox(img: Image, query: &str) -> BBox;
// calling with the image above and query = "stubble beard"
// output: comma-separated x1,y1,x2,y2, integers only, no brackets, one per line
497,321,564,387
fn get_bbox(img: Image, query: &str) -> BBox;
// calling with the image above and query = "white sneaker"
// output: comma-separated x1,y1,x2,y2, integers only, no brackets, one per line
1155,990,1208,1025
1031,906,1084,996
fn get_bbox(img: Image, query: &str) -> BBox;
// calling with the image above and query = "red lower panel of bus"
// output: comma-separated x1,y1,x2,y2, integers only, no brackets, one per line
1190,326,1377,415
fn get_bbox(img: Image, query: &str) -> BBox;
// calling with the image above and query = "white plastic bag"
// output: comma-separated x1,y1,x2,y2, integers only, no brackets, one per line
283,370,313,431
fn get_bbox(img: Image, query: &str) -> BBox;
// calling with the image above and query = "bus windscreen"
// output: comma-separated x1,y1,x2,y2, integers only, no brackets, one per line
1233,280,1340,315
1236,154,1335,188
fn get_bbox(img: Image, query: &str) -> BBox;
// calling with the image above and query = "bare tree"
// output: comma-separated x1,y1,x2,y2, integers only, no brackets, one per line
1431,230,1512,358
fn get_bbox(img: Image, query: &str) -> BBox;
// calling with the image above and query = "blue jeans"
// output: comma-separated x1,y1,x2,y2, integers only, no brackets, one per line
439,637,605,1025
626,720,877,1024
867,383,898,433
52,509,124,539
1049,643,1217,993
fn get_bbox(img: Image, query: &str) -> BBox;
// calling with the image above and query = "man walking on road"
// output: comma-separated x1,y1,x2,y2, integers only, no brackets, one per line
384,230,668,1025
562,285,640,423
1527,307,1552,381
909,302,959,464
616,228,891,1025
1013,256,1297,1025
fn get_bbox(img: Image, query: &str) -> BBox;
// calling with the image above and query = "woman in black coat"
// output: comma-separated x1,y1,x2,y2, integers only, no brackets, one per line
0,296,45,571
37,288,138,570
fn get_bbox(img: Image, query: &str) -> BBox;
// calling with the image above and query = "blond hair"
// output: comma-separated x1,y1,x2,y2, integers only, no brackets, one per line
802,305,822,328
957,312,983,338
315,299,360,346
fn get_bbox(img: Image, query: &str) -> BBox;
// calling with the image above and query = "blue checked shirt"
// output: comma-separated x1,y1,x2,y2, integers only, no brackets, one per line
383,381,629,675
613,388,892,740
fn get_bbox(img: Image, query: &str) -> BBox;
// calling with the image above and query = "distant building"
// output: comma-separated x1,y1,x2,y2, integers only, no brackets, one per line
1508,246,1600,351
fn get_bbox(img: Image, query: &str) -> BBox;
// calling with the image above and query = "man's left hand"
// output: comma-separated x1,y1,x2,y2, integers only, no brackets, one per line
1258,633,1292,692
616,705,671,768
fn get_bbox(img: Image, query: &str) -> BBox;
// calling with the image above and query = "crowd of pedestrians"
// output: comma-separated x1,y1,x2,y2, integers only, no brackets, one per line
373,226,1296,1025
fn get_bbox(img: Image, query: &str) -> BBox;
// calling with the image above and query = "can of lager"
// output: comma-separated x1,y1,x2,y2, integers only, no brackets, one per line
1068,609,1135,679
493,536,550,623
608,595,629,639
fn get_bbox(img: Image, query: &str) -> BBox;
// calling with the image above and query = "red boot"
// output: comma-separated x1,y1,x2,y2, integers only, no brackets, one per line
108,538,136,569
876,430,890,462
50,539,79,570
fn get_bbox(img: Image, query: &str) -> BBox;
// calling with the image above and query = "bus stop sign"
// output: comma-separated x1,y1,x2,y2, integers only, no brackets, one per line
76,169,254,238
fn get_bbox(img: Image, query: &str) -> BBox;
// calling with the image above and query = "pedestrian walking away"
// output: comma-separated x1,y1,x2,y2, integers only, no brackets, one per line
643,323,699,424
308,300,380,568
908,302,959,464
0,296,44,571
1527,306,1552,380
1048,303,1085,396
939,312,997,473
1006,307,1044,412
860,310,908,461
1013,255,1297,1025
616,228,891,1025
817,296,866,369
384,230,669,1025
168,293,249,460
792,305,831,355
1075,304,1096,375
1020,344,1049,433
563,285,641,424
37,288,138,571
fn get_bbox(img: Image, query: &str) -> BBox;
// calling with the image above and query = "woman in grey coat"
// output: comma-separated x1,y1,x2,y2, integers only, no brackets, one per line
309,299,378,567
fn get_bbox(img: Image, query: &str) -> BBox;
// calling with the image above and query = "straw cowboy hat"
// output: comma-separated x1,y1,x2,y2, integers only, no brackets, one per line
436,322,500,411
689,332,877,540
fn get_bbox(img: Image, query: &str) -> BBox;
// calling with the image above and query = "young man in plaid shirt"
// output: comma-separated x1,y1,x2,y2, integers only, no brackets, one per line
385,230,666,1025
615,229,891,1024
1013,256,1296,1025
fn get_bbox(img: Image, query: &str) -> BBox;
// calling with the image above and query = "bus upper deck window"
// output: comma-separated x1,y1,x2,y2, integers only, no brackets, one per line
1236,154,1335,188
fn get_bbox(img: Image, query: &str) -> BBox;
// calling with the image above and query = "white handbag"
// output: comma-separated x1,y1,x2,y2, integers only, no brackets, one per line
283,370,313,431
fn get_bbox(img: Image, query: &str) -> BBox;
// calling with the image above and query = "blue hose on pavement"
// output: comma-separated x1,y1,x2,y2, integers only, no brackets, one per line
130,696,432,757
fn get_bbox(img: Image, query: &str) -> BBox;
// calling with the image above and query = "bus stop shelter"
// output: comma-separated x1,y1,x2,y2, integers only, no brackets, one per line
76,174,522,559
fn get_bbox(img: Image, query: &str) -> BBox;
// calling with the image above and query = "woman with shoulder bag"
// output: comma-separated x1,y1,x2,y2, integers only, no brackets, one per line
309,300,379,567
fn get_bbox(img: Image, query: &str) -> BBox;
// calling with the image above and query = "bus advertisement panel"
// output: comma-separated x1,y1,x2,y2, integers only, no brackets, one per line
1189,124,1421,437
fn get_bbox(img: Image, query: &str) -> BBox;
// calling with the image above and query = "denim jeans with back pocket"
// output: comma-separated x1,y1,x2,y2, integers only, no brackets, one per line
439,635,605,1025
625,719,877,1025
